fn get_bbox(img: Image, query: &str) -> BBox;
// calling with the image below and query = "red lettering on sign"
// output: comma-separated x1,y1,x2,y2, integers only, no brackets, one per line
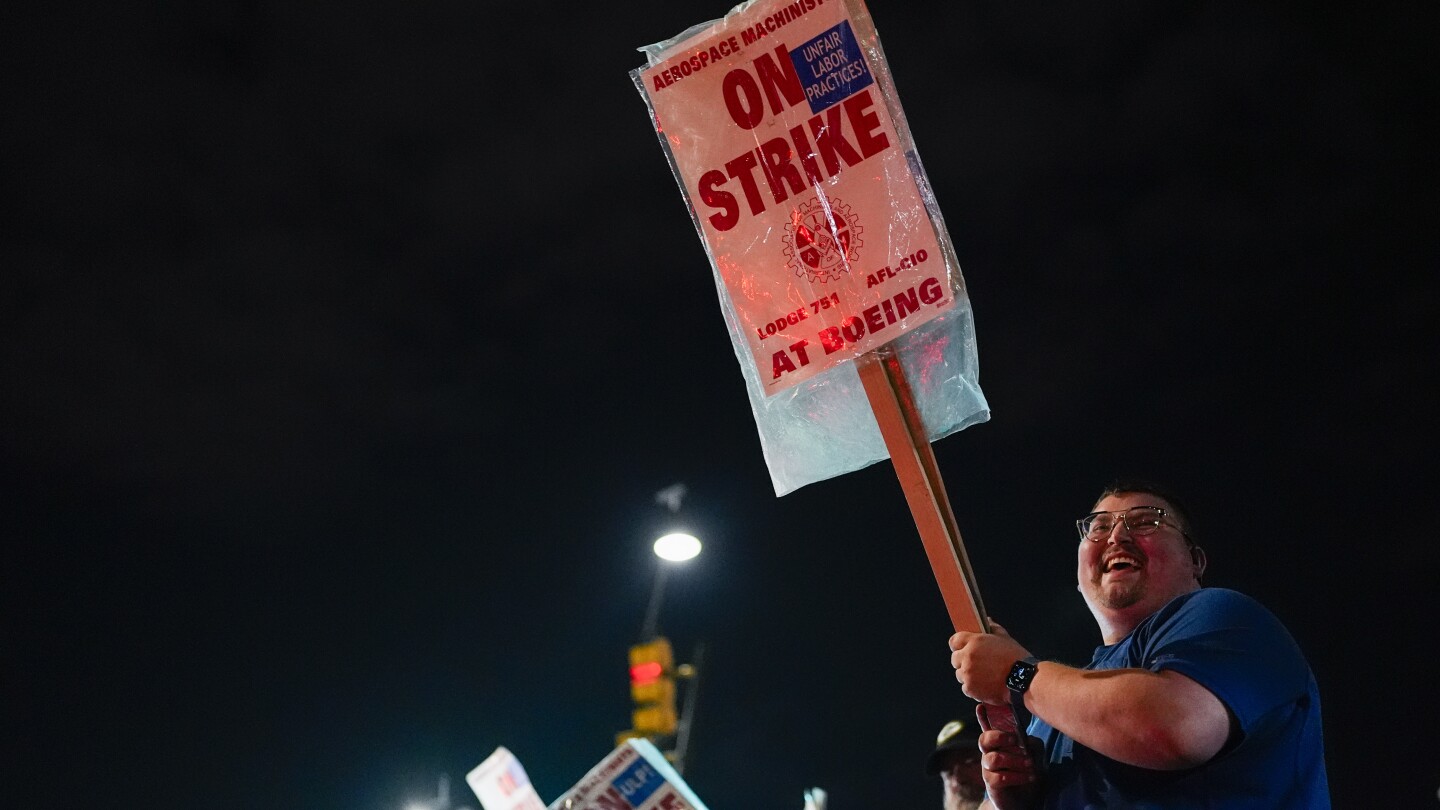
772,348,797,378
814,280,947,355
771,338,815,379
699,170,739,230
724,151,766,217
863,304,886,334
698,87,892,231
790,338,811,366
846,89,889,157
722,69,765,129
759,137,805,204
753,46,805,117
893,287,920,319
919,276,943,304
787,123,825,187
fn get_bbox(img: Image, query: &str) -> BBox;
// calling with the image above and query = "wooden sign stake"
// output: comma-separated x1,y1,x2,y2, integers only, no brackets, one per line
856,346,990,635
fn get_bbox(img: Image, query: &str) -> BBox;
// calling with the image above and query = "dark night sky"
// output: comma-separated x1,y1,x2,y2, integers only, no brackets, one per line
4,1,1436,808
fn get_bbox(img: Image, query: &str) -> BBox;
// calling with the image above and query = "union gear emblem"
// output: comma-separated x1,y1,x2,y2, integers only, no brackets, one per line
782,196,863,283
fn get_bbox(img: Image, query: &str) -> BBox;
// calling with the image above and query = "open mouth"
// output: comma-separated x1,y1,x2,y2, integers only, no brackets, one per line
1103,555,1143,574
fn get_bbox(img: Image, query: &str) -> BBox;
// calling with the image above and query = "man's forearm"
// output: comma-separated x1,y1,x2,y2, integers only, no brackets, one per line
1022,662,1230,770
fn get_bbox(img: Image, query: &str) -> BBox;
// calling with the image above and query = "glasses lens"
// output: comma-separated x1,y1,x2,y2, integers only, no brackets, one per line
1126,506,1164,534
1083,513,1116,540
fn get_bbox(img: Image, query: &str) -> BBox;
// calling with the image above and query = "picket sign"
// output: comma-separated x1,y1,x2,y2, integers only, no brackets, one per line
632,0,1019,738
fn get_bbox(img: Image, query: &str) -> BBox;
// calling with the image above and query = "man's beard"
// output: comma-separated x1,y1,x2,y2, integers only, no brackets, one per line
1094,575,1146,610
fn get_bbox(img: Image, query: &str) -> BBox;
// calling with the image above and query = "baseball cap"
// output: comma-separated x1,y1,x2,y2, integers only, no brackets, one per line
924,719,981,776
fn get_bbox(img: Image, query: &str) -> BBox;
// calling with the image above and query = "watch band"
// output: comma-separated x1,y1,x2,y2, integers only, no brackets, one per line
1005,656,1040,750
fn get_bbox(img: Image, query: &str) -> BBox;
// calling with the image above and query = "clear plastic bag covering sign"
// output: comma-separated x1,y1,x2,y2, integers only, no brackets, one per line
632,0,988,495
546,739,710,810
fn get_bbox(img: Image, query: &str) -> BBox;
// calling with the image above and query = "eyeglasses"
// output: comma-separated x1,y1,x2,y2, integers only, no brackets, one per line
1075,505,1182,543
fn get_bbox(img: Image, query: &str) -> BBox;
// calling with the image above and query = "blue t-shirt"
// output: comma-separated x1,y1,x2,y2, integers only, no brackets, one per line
1029,588,1329,809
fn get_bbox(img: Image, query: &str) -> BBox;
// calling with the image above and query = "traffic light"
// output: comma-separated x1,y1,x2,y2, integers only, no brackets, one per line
627,636,677,737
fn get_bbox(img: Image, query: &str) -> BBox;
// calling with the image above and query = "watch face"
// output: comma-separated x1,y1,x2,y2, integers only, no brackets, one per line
1006,659,1038,692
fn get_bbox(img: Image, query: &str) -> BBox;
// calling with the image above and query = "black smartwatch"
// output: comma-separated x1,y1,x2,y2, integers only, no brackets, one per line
1006,656,1041,693
1005,656,1040,748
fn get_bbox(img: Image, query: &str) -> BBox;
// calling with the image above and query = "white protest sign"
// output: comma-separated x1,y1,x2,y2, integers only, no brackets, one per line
635,0,957,394
467,747,547,810
546,739,709,810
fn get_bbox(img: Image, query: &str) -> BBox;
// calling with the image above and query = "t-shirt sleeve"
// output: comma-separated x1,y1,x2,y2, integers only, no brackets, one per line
1139,589,1311,734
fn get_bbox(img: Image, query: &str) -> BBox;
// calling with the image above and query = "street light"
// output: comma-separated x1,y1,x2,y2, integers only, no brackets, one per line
653,532,701,562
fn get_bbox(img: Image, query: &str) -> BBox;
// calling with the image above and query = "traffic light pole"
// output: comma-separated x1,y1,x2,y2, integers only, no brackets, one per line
671,641,704,775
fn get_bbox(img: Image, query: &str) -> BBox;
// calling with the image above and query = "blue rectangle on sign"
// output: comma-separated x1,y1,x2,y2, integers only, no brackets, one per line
610,757,665,808
790,20,874,113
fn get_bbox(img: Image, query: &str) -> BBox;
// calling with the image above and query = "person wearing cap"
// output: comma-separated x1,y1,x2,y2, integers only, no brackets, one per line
926,719,985,810
945,480,1329,809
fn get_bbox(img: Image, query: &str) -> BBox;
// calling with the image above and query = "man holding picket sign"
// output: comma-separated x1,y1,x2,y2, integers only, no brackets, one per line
948,480,1330,808
636,4,1315,808
632,0,1008,798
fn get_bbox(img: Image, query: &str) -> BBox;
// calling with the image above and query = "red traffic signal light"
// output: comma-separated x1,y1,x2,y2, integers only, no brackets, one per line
630,661,664,684
627,637,677,736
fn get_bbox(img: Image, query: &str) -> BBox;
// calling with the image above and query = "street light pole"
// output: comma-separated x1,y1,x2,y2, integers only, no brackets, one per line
640,561,670,640
671,641,704,775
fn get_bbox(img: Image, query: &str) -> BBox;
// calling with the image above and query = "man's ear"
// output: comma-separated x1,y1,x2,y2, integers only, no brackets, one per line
1190,545,1208,581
